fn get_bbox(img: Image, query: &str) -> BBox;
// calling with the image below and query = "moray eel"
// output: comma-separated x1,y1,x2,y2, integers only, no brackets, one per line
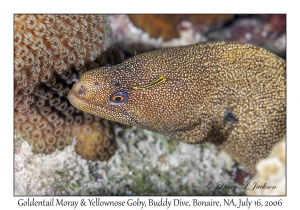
68,42,286,173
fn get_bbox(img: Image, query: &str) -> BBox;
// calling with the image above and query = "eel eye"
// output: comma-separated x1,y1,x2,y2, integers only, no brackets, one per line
109,91,128,106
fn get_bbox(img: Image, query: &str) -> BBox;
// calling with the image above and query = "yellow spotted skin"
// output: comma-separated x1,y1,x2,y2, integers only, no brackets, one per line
68,42,286,173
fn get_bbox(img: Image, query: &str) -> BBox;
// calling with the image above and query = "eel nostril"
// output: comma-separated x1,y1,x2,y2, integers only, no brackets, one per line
78,86,86,95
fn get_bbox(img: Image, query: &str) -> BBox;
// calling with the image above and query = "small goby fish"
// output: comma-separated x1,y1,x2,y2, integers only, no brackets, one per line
68,42,286,173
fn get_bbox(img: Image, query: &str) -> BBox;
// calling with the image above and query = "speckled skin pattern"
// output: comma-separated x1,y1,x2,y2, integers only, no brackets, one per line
68,42,286,173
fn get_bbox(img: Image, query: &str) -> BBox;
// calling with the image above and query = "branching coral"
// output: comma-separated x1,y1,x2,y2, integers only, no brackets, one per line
14,14,123,160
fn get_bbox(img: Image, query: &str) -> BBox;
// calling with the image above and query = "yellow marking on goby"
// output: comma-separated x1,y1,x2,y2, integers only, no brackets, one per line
132,76,166,90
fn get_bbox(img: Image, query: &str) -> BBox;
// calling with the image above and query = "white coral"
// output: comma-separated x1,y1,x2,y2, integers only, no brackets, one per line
246,138,286,195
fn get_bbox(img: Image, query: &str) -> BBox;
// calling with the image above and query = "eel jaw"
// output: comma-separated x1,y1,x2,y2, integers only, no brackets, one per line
68,84,137,127
68,83,112,120
68,81,163,131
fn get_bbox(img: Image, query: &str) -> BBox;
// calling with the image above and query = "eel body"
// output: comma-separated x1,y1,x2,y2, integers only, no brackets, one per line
68,42,286,173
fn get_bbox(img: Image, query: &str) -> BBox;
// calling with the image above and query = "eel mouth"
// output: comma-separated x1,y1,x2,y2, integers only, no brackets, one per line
68,81,156,130
68,85,116,120
68,85,142,128
69,89,155,132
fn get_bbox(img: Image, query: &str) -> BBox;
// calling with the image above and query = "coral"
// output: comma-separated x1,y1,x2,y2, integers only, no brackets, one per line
207,16,286,57
261,14,286,34
15,125,242,195
14,14,122,161
75,120,117,161
109,15,209,59
128,14,233,40
110,15,286,60
246,138,286,195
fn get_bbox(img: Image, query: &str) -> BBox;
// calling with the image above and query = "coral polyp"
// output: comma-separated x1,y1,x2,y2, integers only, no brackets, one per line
14,14,122,161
